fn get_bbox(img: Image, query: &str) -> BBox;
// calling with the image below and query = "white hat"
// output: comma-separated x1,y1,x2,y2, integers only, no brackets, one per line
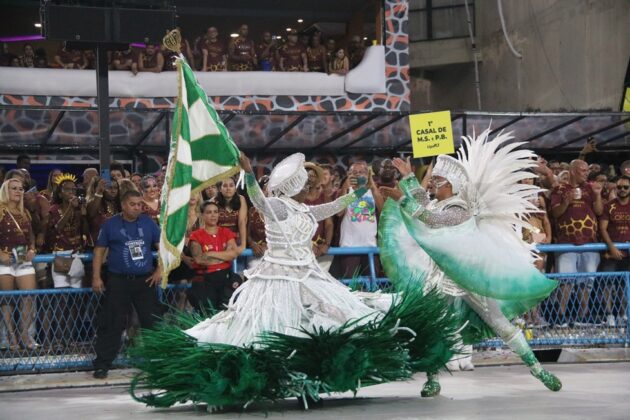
268,153,308,197
432,155,468,194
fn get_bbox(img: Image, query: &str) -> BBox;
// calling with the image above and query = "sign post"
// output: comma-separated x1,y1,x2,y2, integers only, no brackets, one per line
409,111,455,158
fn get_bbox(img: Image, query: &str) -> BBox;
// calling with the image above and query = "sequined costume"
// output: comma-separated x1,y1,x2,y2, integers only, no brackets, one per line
379,129,562,394
185,171,379,345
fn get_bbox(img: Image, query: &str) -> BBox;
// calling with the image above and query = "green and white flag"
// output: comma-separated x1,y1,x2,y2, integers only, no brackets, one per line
159,57,241,287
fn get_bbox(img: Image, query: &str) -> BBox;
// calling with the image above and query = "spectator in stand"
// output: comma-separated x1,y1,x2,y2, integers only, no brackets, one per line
7,169,50,283
0,166,5,185
329,48,350,75
348,35,366,68
0,178,37,351
46,173,87,287
131,173,143,191
550,159,603,326
214,177,247,253
256,31,278,71
138,44,164,73
109,163,125,184
589,172,615,203
54,42,87,69
599,175,630,327
112,47,138,75
202,183,218,201
0,42,17,67
79,168,98,198
228,24,257,71
299,33,310,49
83,49,96,70
246,175,269,270
91,189,161,379
34,52,49,69
319,164,338,202
86,177,120,247
40,168,63,202
548,160,562,176
9,57,20,67
163,27,194,71
279,30,308,72
19,44,36,68
201,27,227,72
16,154,30,172
337,160,383,279
376,158,399,188
325,38,336,67
189,200,240,312
140,175,160,225
621,160,630,178
307,33,327,73
521,176,553,272
302,163,334,271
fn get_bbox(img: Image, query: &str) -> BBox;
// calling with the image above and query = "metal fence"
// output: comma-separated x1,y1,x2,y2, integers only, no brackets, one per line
1,245,628,374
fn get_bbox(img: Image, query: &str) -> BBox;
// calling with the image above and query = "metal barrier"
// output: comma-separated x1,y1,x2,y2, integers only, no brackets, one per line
1,244,628,374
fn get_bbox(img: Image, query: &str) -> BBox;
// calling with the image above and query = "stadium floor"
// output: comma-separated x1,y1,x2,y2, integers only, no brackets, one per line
1,362,628,419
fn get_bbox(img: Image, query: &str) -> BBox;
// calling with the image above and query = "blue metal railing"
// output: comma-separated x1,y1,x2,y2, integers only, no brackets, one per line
1,243,628,374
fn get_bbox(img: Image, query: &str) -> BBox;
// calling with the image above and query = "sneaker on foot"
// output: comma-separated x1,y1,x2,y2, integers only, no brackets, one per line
93,369,108,379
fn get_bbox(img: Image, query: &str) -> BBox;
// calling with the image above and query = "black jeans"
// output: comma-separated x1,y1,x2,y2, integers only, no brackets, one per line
93,273,160,370
189,269,234,313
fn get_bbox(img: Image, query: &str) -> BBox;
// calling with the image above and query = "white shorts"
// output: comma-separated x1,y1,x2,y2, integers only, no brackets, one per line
0,262,36,277
51,253,85,289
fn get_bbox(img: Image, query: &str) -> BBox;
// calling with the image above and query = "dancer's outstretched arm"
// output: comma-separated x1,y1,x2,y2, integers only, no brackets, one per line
309,187,368,221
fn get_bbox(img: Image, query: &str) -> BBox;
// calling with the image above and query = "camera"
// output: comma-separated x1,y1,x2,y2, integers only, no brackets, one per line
77,195,86,205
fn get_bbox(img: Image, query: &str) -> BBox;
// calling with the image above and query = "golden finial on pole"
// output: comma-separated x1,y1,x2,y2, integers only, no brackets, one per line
163,28,182,53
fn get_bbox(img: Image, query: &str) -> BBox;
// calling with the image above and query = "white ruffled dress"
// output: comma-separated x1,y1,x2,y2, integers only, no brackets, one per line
185,174,381,346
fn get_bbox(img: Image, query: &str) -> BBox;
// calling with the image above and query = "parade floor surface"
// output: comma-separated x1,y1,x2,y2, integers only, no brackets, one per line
1,362,628,419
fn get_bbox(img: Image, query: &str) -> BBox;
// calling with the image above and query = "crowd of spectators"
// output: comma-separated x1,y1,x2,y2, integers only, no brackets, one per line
0,26,368,75
0,143,629,352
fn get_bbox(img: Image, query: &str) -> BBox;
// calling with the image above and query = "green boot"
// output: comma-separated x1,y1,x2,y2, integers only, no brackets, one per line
507,332,562,392
420,373,441,397
530,365,562,392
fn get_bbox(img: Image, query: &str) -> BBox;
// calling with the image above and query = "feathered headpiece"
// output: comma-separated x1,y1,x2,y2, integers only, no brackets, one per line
54,173,77,185
432,155,468,194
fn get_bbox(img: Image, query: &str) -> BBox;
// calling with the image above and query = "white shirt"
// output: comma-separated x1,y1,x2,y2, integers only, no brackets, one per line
340,188,377,247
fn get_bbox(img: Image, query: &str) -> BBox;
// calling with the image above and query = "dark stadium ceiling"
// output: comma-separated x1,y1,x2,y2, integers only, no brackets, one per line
0,0,378,40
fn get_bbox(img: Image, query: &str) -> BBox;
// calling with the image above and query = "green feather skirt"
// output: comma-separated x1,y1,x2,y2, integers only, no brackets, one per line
128,286,460,409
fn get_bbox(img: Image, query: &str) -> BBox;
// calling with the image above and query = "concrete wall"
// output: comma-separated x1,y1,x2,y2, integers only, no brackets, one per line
410,0,630,112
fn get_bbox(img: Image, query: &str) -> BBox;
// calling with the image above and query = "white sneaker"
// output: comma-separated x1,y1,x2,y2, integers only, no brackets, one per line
459,357,475,371
446,359,460,371
459,345,475,371
605,314,616,327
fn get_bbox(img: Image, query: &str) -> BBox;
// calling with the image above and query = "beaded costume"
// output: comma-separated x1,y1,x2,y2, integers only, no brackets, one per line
379,129,562,395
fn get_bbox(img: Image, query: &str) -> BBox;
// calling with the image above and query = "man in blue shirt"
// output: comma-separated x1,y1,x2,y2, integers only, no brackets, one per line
92,189,161,379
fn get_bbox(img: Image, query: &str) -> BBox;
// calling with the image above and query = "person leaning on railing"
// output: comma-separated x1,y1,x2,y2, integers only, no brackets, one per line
0,178,38,351
598,175,630,327
188,200,240,313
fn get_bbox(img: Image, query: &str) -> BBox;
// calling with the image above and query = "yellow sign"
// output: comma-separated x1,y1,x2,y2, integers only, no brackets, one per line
409,111,454,158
